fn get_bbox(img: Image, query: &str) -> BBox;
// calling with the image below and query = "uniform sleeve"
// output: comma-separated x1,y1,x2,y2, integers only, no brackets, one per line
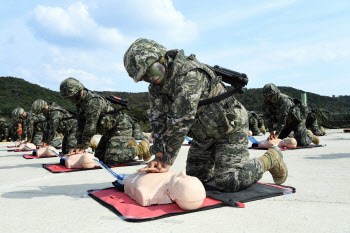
262,100,273,131
276,98,293,134
46,111,64,145
26,116,35,141
148,87,169,154
162,70,206,165
80,98,104,149
75,106,84,145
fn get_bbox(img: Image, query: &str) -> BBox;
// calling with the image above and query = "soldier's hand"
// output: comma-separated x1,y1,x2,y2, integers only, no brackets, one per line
273,134,279,140
137,155,170,173
267,133,274,141
69,147,85,154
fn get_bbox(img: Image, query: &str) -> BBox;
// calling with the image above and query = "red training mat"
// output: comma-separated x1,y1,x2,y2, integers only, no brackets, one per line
7,145,18,148
23,154,57,159
88,188,223,221
42,160,145,173
249,144,326,150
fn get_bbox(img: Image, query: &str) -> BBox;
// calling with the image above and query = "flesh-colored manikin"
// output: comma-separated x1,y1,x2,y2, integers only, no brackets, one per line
18,143,36,151
258,138,297,149
124,171,206,210
36,146,60,157
65,152,99,169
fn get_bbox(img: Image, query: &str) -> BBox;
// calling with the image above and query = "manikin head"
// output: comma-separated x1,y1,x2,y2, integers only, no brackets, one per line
278,138,297,148
167,171,206,211
124,38,167,84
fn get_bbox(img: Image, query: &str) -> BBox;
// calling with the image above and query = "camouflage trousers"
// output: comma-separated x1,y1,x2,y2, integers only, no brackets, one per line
279,117,312,146
95,121,137,165
186,117,265,192
32,132,43,145
51,137,62,148
249,117,262,136
62,130,77,154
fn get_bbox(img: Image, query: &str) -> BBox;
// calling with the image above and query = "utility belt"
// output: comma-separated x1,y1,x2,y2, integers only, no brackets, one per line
97,108,127,135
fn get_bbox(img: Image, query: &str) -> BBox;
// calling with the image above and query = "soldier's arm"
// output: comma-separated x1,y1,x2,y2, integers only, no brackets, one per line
80,98,103,149
262,101,273,131
162,70,205,165
75,106,84,145
25,116,35,142
148,86,170,154
276,98,293,134
46,111,64,145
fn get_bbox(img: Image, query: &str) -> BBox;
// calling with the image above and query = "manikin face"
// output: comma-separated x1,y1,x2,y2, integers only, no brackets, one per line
142,62,166,84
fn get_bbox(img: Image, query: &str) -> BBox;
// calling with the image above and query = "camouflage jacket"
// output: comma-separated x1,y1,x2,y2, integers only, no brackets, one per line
149,50,246,165
43,102,77,145
24,112,45,141
0,123,10,137
76,90,115,149
262,93,294,134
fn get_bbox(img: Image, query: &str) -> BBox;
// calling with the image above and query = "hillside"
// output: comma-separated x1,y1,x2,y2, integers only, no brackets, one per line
1,76,349,131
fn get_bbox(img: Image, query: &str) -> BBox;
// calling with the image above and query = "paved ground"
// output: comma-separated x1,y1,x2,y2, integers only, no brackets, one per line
1,129,349,233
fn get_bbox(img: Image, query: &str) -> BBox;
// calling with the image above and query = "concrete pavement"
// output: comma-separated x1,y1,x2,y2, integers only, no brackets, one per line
0,129,349,233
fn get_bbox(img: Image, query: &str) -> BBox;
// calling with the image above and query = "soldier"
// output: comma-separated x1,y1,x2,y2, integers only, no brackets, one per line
9,120,19,141
0,118,10,142
248,111,266,136
306,108,326,136
126,115,143,140
123,38,288,192
262,83,319,146
11,108,46,145
31,100,77,154
59,78,151,165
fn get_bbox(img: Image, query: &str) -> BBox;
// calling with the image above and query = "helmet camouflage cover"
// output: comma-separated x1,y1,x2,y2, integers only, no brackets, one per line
31,99,48,114
12,108,25,120
263,83,280,97
0,117,5,122
124,38,167,83
60,77,85,99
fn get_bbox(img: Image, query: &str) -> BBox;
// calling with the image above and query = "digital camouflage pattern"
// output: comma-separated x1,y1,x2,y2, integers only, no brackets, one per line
124,38,167,83
125,40,265,192
306,108,325,135
248,111,265,136
23,112,46,145
262,84,312,146
12,108,25,121
9,121,19,141
59,77,85,102
126,115,142,140
76,90,137,164
31,99,48,115
0,118,10,141
40,102,77,154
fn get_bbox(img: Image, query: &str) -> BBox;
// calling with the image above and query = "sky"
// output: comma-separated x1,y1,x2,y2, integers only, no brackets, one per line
0,0,349,96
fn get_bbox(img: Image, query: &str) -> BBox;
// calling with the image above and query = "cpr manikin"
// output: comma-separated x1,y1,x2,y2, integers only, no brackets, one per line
65,152,99,169
18,143,36,151
258,138,297,149
36,146,60,157
124,171,206,211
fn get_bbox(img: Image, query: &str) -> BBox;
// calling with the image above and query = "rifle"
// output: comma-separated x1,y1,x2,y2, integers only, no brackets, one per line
105,95,130,110
198,65,249,106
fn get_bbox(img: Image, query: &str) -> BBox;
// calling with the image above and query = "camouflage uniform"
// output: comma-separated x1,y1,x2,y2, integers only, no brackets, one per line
9,121,19,141
248,111,264,136
75,90,137,165
126,115,142,140
124,39,265,192
41,102,77,154
262,83,312,146
0,118,10,141
23,112,46,145
306,108,325,136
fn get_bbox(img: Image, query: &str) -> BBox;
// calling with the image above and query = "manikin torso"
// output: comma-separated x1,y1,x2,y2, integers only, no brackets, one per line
258,138,297,149
36,146,59,157
64,152,99,169
18,143,36,151
124,171,206,210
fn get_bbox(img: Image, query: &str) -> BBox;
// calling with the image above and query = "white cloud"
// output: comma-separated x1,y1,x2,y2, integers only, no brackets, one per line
31,2,125,47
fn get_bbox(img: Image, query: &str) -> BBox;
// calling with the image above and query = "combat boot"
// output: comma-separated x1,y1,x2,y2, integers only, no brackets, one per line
261,126,266,135
135,139,151,161
89,138,98,152
320,127,326,136
307,130,319,145
258,146,288,185
128,138,137,147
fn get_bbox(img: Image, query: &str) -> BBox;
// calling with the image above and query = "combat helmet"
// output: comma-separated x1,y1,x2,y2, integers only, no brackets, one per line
263,83,280,97
124,38,167,83
31,99,48,114
12,108,25,120
60,77,85,102
0,118,5,123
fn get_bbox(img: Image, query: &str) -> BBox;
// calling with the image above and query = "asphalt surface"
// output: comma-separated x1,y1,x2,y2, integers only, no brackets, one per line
0,129,349,233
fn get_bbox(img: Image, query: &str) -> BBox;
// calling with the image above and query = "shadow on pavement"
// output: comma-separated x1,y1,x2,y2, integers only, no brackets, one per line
305,153,350,160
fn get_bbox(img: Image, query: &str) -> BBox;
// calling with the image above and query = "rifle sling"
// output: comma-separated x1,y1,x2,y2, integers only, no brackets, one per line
198,87,244,106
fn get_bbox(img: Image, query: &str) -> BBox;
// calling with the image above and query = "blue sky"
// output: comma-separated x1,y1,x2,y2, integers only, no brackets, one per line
0,0,349,96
